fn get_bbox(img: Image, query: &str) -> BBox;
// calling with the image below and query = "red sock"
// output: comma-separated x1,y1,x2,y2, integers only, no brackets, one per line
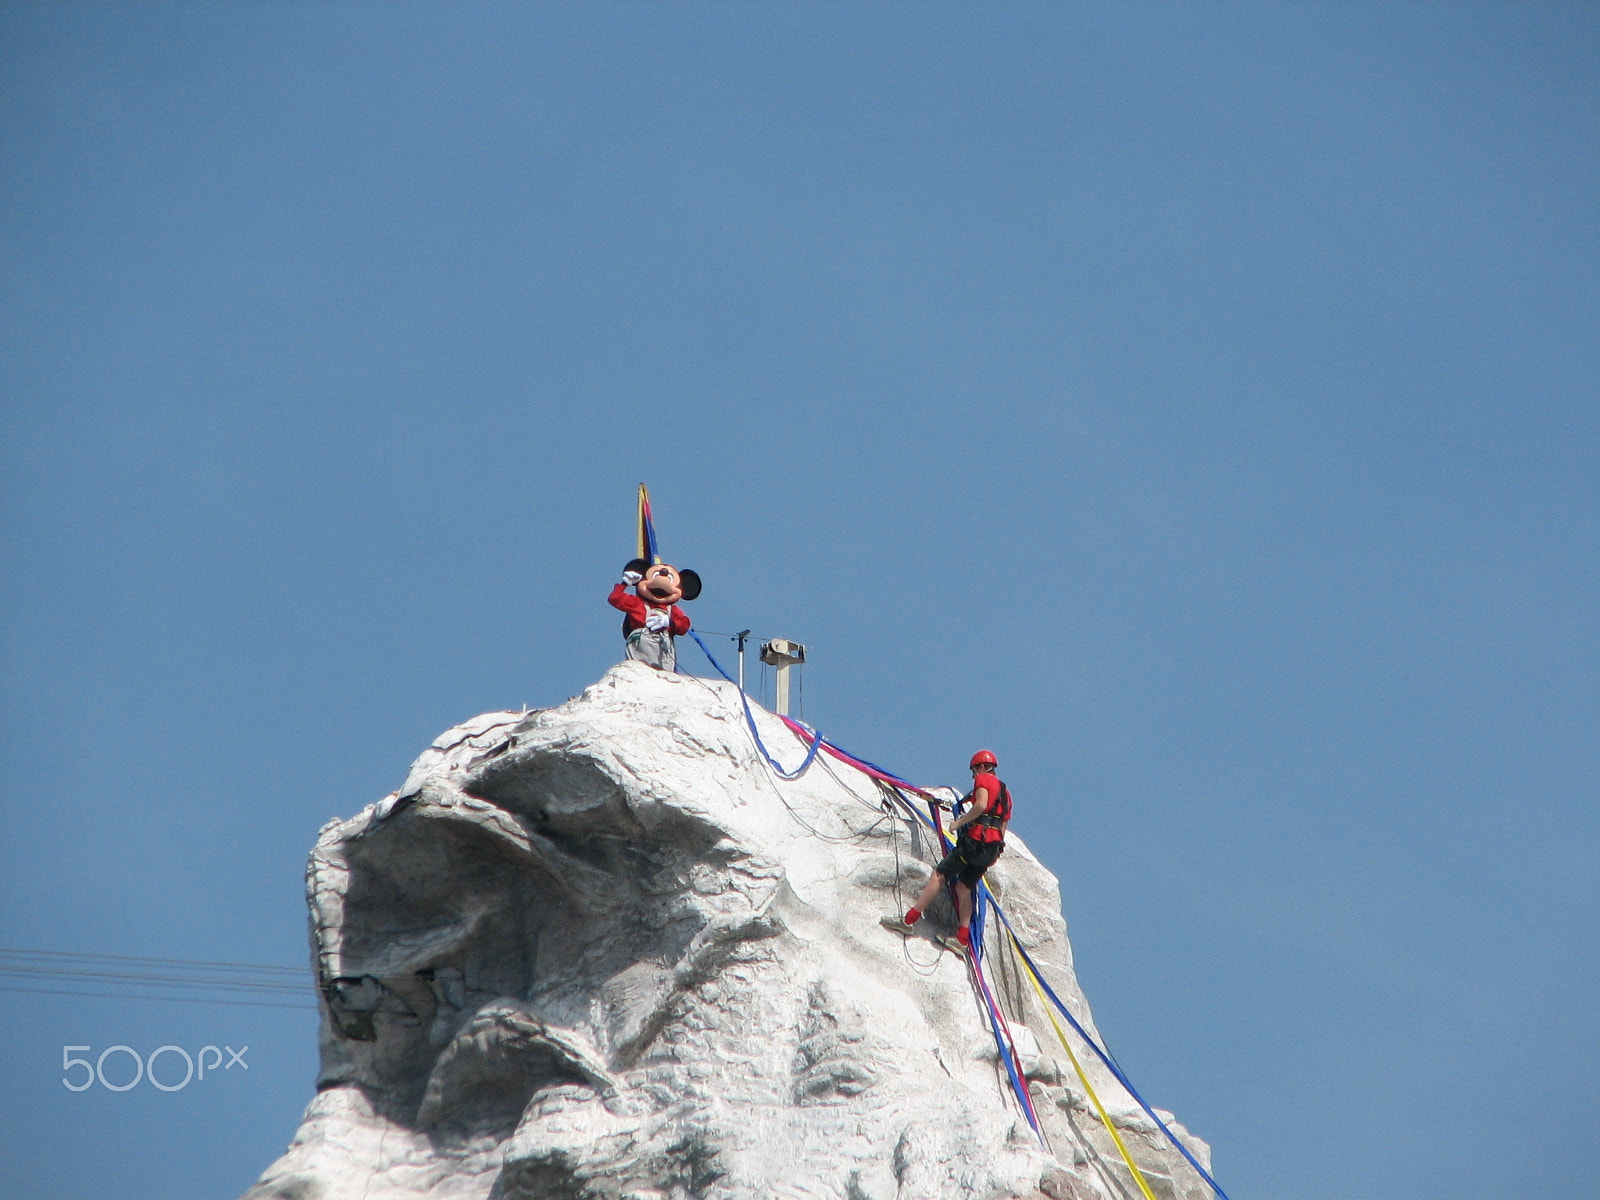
956,926,971,947
904,907,922,925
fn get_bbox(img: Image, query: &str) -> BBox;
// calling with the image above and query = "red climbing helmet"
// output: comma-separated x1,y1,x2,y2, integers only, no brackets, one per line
969,749,997,770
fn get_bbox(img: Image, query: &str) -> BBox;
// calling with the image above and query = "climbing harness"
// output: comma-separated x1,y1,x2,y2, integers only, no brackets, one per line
965,778,1011,842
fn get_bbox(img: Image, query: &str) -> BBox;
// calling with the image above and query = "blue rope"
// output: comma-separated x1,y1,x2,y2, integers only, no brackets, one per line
982,895,1231,1200
876,784,1227,1199
971,879,988,958
687,629,822,780
970,901,1043,1137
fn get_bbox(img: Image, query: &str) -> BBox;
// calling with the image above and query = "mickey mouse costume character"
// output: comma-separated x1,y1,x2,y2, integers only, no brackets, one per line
886,749,1012,950
608,558,701,672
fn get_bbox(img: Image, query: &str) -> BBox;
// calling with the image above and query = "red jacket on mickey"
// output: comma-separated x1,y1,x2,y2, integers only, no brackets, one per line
609,583,692,636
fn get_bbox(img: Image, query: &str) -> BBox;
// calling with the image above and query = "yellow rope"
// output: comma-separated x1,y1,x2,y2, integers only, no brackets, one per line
1006,931,1160,1200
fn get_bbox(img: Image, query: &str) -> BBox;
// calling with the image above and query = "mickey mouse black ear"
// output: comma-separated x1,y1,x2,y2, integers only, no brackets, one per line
623,558,652,577
677,570,702,602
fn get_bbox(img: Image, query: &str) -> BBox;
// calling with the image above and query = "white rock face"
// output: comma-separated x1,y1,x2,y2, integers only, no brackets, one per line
245,662,1213,1200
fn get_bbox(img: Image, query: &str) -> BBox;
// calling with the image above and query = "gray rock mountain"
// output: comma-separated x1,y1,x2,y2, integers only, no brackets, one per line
244,662,1213,1200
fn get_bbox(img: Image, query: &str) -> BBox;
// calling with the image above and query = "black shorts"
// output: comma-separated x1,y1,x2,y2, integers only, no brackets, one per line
936,837,1003,888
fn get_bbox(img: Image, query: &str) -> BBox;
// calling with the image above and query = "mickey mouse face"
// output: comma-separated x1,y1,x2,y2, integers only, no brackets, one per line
640,564,684,605
625,559,702,604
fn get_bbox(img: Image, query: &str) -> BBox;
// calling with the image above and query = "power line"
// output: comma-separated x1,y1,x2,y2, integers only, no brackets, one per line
0,984,316,1011
0,965,309,994
0,947,305,974
0,947,318,1009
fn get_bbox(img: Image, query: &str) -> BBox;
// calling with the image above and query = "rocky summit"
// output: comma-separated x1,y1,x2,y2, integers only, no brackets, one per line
244,661,1213,1200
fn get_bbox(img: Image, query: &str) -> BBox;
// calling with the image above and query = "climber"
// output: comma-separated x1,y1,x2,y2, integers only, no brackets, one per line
888,750,1011,950
608,558,701,672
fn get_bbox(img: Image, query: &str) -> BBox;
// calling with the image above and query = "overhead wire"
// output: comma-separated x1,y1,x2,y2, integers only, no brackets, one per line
0,946,306,974
0,985,317,1011
0,963,307,995
0,947,318,1010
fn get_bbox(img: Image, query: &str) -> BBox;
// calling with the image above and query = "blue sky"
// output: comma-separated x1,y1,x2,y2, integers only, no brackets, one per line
1,3,1595,1198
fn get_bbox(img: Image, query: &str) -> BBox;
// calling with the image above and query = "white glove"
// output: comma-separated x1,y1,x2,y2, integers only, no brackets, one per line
644,607,670,632
621,570,643,586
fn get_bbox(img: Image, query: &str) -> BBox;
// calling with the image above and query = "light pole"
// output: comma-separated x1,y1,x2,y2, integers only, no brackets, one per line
759,638,806,716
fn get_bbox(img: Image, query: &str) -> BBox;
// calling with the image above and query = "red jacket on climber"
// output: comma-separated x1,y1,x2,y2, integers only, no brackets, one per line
886,749,1012,949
